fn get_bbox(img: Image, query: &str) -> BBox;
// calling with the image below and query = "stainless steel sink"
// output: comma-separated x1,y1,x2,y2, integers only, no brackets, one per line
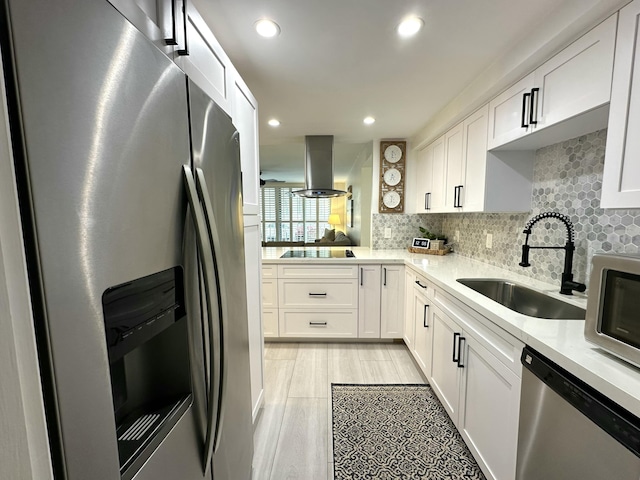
456,278,586,320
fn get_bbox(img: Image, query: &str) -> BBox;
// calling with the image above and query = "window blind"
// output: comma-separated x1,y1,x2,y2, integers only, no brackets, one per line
259,186,331,242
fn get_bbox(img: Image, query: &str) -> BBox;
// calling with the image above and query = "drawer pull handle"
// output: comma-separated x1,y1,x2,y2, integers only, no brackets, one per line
415,280,427,289
309,321,327,327
308,293,327,297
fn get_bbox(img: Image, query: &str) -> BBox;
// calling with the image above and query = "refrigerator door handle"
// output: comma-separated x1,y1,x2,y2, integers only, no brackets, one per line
182,165,221,474
194,168,228,455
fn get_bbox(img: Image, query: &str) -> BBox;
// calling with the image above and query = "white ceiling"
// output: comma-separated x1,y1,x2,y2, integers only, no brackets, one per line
193,0,573,182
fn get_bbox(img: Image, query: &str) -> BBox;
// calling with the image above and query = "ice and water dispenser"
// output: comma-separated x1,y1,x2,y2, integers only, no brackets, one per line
102,267,192,479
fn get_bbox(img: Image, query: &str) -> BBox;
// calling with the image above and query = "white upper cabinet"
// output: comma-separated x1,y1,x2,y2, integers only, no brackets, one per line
174,1,233,115
487,73,535,150
415,145,432,213
461,105,489,212
233,79,260,214
415,104,531,213
532,14,616,131
602,0,640,208
488,14,616,151
444,123,465,211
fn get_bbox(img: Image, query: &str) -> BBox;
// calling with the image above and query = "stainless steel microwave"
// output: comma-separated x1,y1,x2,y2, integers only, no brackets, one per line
585,253,640,368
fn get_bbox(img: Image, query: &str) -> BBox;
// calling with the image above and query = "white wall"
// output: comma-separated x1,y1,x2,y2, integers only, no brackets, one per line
0,56,53,479
345,143,373,246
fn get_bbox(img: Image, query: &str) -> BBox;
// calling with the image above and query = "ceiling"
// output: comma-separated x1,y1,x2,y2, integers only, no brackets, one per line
193,0,573,182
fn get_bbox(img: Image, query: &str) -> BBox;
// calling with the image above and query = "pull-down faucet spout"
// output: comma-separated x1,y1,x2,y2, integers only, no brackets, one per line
519,212,586,295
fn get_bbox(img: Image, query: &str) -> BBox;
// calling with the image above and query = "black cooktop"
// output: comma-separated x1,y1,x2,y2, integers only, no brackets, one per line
280,249,356,259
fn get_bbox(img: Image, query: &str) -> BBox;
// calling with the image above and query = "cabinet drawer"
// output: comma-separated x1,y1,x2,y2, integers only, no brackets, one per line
262,265,277,278
262,279,277,308
278,279,358,308
277,264,358,278
279,310,358,338
262,308,278,338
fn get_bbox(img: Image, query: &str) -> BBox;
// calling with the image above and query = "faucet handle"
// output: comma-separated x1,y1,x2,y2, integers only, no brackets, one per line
519,245,531,267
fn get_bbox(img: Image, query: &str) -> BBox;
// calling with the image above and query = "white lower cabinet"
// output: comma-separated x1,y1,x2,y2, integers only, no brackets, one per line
380,265,404,338
357,264,405,339
403,269,416,349
358,265,382,338
411,277,432,377
458,334,521,480
429,304,464,420
405,273,524,480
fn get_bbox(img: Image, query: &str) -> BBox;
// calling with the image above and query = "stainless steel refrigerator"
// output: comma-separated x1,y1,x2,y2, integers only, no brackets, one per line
0,0,253,479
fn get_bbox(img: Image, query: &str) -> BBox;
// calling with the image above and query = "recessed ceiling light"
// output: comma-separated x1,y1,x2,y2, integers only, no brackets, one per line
255,18,281,38
268,118,280,127
363,116,376,125
397,16,424,37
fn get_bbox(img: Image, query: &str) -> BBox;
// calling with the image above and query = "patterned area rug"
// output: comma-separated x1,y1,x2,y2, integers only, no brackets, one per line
331,384,486,480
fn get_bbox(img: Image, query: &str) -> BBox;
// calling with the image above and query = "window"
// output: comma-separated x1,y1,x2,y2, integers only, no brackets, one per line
260,186,331,243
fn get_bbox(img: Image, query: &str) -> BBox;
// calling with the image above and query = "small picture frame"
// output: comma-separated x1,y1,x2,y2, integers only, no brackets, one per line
412,238,430,249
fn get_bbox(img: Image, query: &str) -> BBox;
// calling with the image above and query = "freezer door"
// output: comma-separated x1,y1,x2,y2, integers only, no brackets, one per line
2,0,209,478
187,79,254,480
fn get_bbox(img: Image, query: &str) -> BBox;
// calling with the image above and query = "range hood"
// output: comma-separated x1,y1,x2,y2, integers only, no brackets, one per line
293,135,347,198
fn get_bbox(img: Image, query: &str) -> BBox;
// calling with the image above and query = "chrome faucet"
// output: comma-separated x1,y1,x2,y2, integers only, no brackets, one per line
519,212,586,295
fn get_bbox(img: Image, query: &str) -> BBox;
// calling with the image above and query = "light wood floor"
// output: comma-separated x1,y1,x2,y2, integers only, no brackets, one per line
251,342,426,480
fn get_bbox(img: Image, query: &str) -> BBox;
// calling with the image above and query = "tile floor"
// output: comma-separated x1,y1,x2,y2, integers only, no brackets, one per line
251,342,426,480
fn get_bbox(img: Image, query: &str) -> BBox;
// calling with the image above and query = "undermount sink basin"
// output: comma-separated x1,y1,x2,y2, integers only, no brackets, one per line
456,278,586,320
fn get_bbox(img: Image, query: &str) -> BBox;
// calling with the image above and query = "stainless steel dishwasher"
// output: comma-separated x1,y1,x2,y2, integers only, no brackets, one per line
516,347,640,479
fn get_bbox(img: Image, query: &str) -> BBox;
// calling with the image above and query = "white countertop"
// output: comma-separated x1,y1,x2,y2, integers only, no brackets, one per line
263,246,640,417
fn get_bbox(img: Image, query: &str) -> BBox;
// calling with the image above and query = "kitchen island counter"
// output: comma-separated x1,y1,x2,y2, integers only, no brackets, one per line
263,246,640,417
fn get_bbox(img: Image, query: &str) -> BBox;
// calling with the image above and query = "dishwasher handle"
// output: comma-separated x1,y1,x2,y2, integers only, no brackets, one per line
521,346,640,458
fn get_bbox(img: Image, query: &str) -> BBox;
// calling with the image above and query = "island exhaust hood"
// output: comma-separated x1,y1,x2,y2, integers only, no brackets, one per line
293,135,347,198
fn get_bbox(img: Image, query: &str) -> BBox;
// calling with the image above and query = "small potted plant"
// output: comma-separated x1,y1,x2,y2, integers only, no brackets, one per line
418,227,448,250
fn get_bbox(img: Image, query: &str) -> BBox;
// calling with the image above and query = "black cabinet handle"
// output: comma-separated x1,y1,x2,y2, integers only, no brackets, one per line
425,192,431,211
529,88,539,126
164,0,178,45
383,268,387,286
423,304,429,328
309,321,327,327
457,336,466,368
521,92,530,128
415,280,427,289
308,293,327,297
360,268,363,286
177,0,190,56
452,332,460,363
453,185,463,208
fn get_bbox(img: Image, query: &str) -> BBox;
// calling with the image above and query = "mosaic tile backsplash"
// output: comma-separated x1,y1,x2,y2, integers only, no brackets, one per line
371,214,443,250
373,129,640,289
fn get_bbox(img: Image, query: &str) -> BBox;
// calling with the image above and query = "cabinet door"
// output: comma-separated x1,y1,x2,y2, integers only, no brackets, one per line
403,269,416,349
234,79,260,215
358,265,382,338
174,0,233,115
243,218,265,420
380,265,404,338
430,135,447,212
415,145,433,213
487,73,535,149
444,122,464,211
533,15,616,132
412,290,433,378
602,1,640,208
429,305,463,424
461,105,489,212
458,334,521,480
